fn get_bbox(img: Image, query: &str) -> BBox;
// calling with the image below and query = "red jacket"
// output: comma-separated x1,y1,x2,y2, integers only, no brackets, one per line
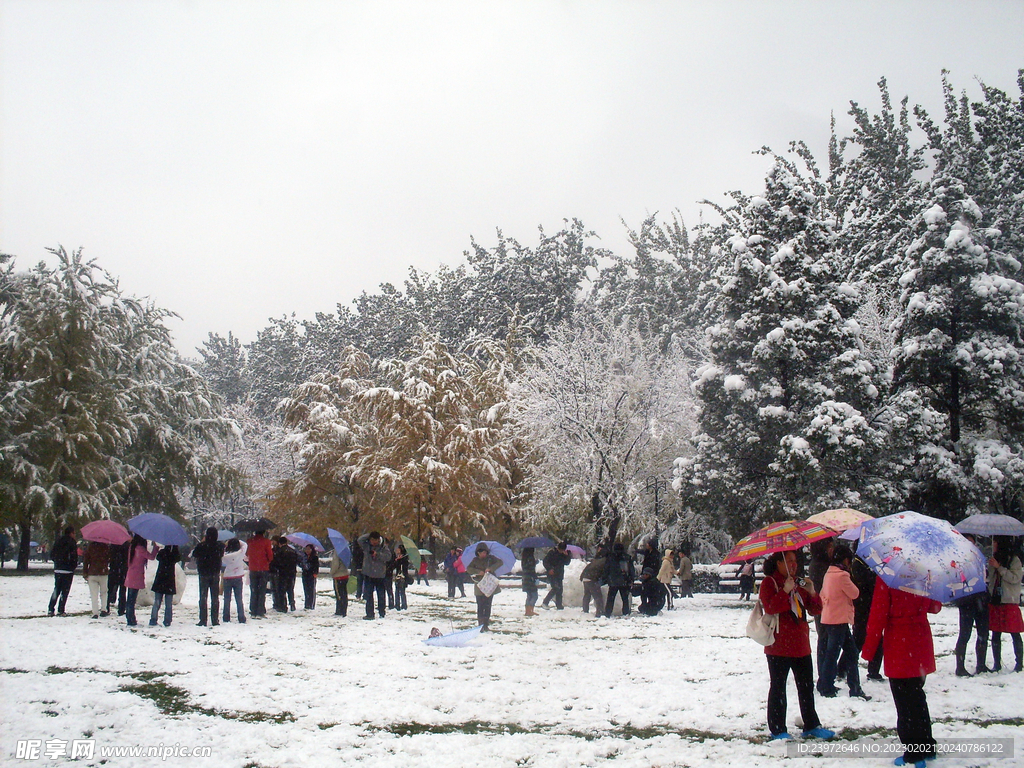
246,534,274,572
861,577,941,678
759,569,822,657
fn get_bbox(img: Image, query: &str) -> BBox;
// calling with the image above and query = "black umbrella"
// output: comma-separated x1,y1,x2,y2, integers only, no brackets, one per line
234,517,277,533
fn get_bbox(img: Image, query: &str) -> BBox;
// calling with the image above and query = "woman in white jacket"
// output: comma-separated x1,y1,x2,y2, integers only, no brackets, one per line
221,538,248,623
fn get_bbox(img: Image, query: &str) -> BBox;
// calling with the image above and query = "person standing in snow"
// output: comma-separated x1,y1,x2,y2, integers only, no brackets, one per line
272,537,299,612
393,544,410,611
603,542,635,617
82,540,111,619
861,574,941,766
360,531,391,620
657,548,677,610
107,541,130,616
246,530,274,617
987,536,1023,673
192,527,224,626
676,548,693,598
816,545,870,700
221,538,247,623
520,547,540,616
580,546,607,616
953,533,990,676
466,543,503,632
149,545,180,627
416,558,430,585
124,534,156,627
541,542,572,610
759,550,834,742
330,548,350,617
739,559,756,601
301,544,320,610
47,526,78,616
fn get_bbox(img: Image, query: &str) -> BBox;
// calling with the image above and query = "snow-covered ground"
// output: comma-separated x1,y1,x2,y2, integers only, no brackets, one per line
1,569,1020,768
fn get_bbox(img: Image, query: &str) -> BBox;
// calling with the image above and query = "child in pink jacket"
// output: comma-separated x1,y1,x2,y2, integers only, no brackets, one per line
817,545,870,700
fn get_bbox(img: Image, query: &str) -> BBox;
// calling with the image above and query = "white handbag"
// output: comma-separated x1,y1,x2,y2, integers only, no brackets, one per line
477,572,500,597
745,599,779,645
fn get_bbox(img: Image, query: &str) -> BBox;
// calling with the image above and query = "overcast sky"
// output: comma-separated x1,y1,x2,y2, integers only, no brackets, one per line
2,1,1022,356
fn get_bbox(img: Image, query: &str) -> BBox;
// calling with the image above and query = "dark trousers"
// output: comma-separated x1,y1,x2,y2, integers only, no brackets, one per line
818,623,861,694
766,654,821,737
364,577,386,617
49,573,74,614
107,576,127,614
125,588,139,625
991,632,1023,670
867,638,883,678
274,573,295,611
334,578,349,616
395,580,407,610
249,571,269,616
302,573,317,609
955,601,989,670
605,586,630,616
446,571,465,597
475,594,493,629
386,578,395,608
197,573,220,625
889,676,935,761
582,581,604,615
543,578,564,608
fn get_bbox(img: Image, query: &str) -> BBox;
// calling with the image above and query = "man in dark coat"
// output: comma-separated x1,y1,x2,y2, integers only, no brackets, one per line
541,542,572,610
48,526,78,616
271,537,299,612
603,542,635,617
192,527,225,626
637,539,663,616
360,532,391,619
107,541,130,615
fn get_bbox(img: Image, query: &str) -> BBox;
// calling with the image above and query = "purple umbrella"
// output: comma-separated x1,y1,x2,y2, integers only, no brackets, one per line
460,541,516,576
327,529,352,567
285,532,325,552
81,520,131,545
565,544,586,559
126,513,189,547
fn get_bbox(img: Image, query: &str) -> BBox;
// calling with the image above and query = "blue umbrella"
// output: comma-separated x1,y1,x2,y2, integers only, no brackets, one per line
126,513,190,547
327,529,352,567
285,532,326,552
217,529,235,542
460,541,516,576
515,536,556,549
855,510,987,603
954,513,1024,537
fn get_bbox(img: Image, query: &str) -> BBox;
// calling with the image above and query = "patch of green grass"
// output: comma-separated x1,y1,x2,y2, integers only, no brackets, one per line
1,667,29,674
119,677,295,724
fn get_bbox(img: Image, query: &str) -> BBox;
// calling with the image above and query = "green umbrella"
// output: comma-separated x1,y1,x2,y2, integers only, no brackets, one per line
401,535,421,572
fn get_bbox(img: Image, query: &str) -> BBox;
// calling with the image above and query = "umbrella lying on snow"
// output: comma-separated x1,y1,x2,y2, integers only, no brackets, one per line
422,625,484,648
721,520,837,564
954,513,1024,538
285,532,326,552
127,513,190,547
459,541,516,575
854,510,987,603
81,520,131,545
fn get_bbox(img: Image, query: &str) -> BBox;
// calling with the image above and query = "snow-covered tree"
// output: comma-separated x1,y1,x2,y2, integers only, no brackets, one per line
0,248,240,569
675,155,894,535
892,76,1024,518
275,335,515,543
510,310,696,546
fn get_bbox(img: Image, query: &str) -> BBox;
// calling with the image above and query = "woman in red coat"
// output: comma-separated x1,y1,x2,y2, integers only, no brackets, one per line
759,550,835,741
861,576,942,767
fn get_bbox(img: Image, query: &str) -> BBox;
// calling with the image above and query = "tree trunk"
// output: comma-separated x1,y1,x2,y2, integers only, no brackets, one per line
17,522,32,572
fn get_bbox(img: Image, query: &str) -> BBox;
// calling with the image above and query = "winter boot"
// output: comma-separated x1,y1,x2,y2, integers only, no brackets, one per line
954,650,972,677
525,606,537,617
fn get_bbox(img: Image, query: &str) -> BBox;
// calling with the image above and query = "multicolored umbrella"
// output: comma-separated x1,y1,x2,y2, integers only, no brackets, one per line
806,508,873,533
954,513,1024,538
721,520,837,565
854,510,987,603
80,520,131,545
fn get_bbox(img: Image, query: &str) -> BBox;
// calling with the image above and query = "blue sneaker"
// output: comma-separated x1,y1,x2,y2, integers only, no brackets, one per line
893,758,926,768
801,727,835,740
769,732,794,741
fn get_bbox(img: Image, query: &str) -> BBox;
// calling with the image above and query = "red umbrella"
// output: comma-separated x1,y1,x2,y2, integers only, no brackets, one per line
80,519,131,545
721,520,837,564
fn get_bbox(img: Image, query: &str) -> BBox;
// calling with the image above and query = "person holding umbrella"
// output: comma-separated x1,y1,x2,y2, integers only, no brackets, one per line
760,550,834,742
466,543,503,631
81,540,111,619
149,545,180,627
329,546,350,617
953,533,990,676
246,530,274,617
300,544,320,610
124,534,156,626
520,547,540,616
987,536,1023,673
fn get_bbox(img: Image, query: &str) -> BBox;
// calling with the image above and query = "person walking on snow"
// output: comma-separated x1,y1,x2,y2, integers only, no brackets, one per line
123,534,155,627
541,542,572,610
47,526,78,616
82,540,110,619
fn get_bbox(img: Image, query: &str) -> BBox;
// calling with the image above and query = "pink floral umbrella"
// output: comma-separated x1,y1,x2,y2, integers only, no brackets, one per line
806,508,873,533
